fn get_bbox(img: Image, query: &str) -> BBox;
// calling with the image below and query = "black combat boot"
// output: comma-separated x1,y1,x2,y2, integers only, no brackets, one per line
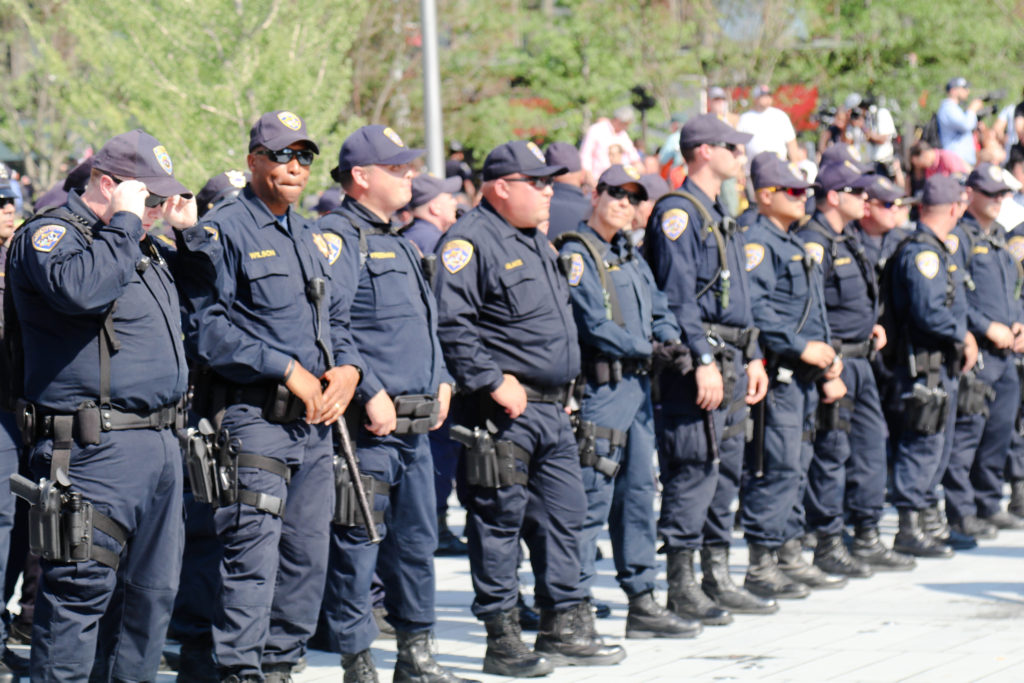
517,593,541,631
951,515,997,541
219,674,261,683
920,505,951,541
261,663,293,683
778,538,847,589
482,608,554,678
625,591,702,639
395,630,479,683
1009,480,1024,518
177,641,219,683
700,545,778,614
850,526,915,571
341,649,379,683
435,514,469,556
980,510,1024,530
665,549,732,625
743,543,809,599
534,604,626,667
813,533,873,578
893,509,954,558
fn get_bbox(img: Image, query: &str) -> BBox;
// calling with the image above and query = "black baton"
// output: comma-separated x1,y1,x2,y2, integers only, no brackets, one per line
334,418,381,544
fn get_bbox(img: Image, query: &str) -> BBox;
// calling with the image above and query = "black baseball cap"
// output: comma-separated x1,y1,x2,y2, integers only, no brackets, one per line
91,129,191,198
820,144,872,173
679,113,752,149
638,173,670,202
750,152,810,190
335,125,424,174
597,165,647,200
482,140,567,181
966,162,1013,195
249,110,319,153
410,174,462,209
313,187,343,214
816,160,873,193
864,174,910,204
922,174,964,206
946,76,969,91
545,142,582,173
196,170,249,217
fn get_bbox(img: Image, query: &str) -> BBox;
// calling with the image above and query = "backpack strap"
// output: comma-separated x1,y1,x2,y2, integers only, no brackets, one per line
553,231,624,327
652,190,732,308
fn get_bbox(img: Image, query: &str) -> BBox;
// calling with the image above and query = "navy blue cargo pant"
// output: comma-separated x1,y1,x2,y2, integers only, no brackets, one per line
0,411,20,660
946,352,1018,522
658,350,750,551
578,373,657,598
461,400,587,619
742,376,818,548
212,404,333,678
806,356,887,535
323,430,437,655
28,427,183,682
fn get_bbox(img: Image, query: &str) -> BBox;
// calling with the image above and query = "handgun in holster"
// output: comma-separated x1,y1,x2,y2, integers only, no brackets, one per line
10,474,95,564
183,418,221,506
957,371,994,418
901,382,949,435
332,456,387,527
570,414,621,478
451,422,530,488
215,427,242,506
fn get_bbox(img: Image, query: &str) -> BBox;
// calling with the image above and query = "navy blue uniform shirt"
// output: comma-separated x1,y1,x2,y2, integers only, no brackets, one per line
854,223,912,276
176,186,362,385
956,212,1023,336
559,223,680,361
401,217,444,255
796,212,877,342
890,222,967,351
547,182,591,240
8,190,187,412
434,200,580,392
319,196,449,404
644,177,756,360
744,213,831,361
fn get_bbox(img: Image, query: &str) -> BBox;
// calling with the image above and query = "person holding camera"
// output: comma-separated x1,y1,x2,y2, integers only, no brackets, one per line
938,77,984,167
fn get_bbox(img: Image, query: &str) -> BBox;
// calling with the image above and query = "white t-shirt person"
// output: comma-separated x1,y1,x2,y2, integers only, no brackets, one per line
737,106,796,160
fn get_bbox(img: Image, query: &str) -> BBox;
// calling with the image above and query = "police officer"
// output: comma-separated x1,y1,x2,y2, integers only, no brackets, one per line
644,115,774,622
545,142,590,240
886,175,978,558
7,129,194,680
435,140,625,677
399,172,468,556
0,169,28,681
558,164,698,640
168,168,253,683
944,164,1024,539
741,153,848,598
796,163,914,573
317,125,469,683
176,111,362,681
1005,225,1024,521
844,175,918,569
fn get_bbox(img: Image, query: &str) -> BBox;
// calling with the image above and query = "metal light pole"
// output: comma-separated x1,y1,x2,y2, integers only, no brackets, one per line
421,0,444,176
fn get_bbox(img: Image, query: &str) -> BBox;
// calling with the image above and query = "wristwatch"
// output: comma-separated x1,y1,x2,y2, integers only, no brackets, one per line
699,353,715,366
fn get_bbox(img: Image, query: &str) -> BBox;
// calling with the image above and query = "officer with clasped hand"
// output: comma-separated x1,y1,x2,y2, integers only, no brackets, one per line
741,153,848,599
176,111,363,682
558,164,700,640
7,129,194,681
644,114,775,625
317,125,468,683
886,174,978,558
435,141,626,678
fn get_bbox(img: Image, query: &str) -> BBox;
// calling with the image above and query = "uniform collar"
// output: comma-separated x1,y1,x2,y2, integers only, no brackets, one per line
239,186,301,230
681,177,718,215
340,195,394,231
66,189,103,227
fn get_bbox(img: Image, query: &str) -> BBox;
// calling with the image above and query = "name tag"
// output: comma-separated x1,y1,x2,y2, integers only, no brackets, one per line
249,249,277,259
504,258,523,270
370,251,395,259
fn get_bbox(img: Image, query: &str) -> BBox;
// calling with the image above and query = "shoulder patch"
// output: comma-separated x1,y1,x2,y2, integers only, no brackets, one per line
1008,235,1024,262
203,226,219,241
442,239,474,274
745,243,765,271
944,234,959,254
567,253,585,286
661,208,689,241
915,250,940,279
805,242,824,264
313,232,343,265
31,225,67,252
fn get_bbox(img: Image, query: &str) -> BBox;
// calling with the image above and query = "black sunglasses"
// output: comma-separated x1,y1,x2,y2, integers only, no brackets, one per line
762,186,807,199
505,176,555,190
107,175,167,208
255,147,316,167
708,141,739,153
600,184,644,206
977,188,1011,199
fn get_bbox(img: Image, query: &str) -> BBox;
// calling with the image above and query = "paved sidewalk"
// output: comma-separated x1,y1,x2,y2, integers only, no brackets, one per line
283,507,1024,683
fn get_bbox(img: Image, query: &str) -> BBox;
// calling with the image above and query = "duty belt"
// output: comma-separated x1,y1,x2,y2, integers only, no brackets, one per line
231,383,306,424
17,400,183,445
702,323,754,350
584,356,651,385
977,337,1012,358
520,381,573,405
838,338,873,359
